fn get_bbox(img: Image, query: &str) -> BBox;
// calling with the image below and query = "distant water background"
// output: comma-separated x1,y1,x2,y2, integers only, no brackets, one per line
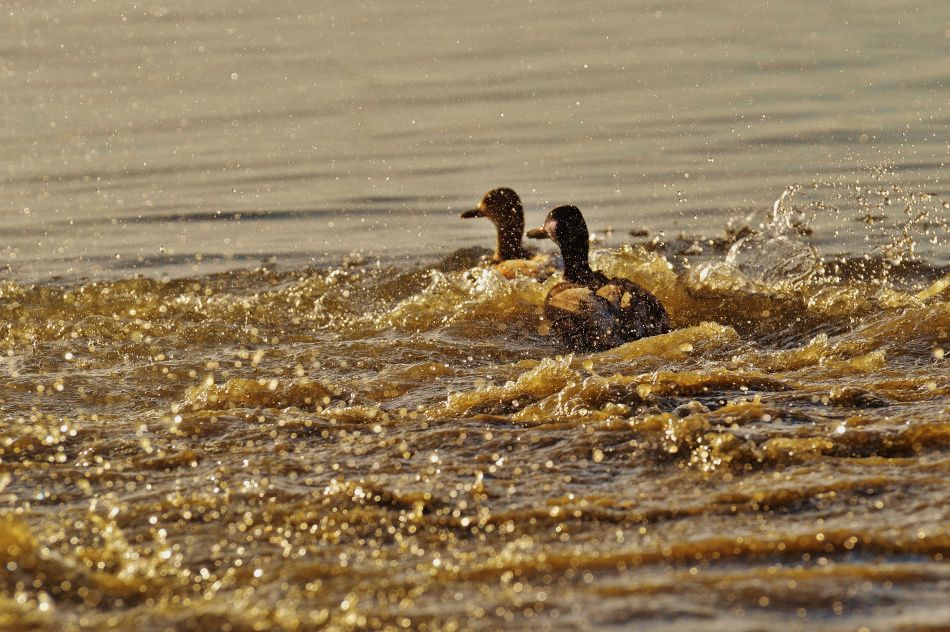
3,0,947,280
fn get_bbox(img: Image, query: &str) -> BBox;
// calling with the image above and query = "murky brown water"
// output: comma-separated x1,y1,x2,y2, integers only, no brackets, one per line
5,221,950,630
3,1,950,630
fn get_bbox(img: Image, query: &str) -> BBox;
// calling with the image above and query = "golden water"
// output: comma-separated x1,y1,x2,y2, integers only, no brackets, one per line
4,200,950,629
3,0,950,629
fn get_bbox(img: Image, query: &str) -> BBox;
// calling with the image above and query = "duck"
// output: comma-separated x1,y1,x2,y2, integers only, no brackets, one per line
461,187,559,280
526,204,671,351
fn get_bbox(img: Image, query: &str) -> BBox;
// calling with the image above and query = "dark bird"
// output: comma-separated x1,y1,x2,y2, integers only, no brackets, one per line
527,204,671,351
461,187,559,279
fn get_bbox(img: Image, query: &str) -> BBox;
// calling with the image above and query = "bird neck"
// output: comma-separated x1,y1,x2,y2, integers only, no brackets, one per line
494,227,530,262
562,250,596,284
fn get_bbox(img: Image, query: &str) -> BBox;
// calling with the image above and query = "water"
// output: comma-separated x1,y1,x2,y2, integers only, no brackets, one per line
2,1,950,630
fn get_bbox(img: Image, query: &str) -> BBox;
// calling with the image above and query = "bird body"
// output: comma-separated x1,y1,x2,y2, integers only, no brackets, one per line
528,205,670,351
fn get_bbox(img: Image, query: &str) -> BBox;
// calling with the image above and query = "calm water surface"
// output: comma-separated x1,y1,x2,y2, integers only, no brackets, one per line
2,1,950,630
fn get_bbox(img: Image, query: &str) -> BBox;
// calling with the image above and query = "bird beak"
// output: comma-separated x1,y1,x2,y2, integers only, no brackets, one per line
460,207,484,219
528,216,558,239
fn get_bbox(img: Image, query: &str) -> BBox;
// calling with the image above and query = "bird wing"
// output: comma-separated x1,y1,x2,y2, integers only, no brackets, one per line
596,279,670,337
544,284,617,351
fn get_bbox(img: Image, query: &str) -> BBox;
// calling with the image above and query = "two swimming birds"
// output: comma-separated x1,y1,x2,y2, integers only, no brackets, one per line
462,188,671,352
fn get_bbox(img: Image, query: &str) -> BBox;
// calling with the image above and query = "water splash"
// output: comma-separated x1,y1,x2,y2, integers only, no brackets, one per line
723,167,950,291
726,185,822,288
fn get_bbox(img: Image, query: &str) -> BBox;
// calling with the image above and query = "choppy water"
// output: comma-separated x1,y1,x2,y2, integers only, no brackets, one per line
3,1,950,631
